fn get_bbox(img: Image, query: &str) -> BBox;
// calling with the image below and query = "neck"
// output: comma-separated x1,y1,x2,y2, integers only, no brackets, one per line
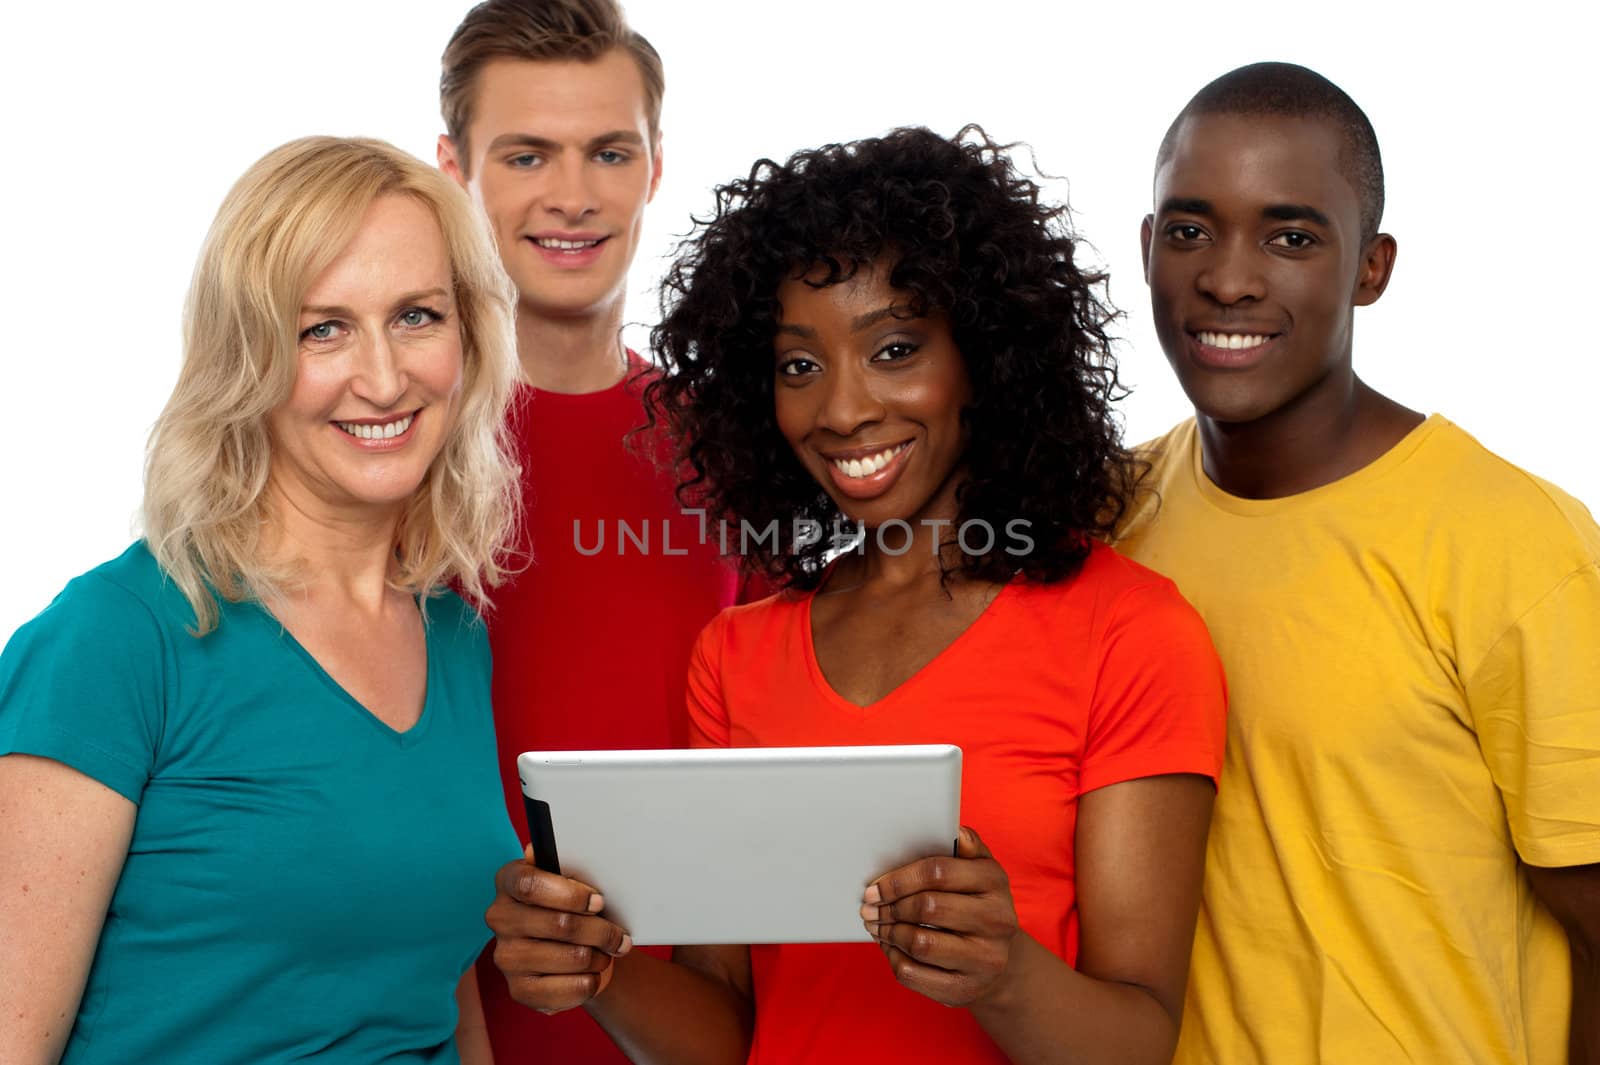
516,295,629,394
835,476,970,590
261,480,404,611
1196,370,1424,499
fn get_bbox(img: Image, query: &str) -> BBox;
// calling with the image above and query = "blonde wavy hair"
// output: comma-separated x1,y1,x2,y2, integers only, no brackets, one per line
143,136,521,634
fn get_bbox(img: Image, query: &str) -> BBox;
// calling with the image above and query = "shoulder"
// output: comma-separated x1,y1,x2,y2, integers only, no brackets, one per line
1014,541,1201,628
1080,538,1184,590
620,355,663,409
504,380,538,435
1041,551,1226,781
690,588,807,667
17,543,186,643
1117,419,1199,540
1417,418,1600,560
1,547,179,797
1130,419,1197,483
427,585,485,627
425,588,490,660
684,590,807,739
624,351,661,384
1009,543,1218,677
697,588,805,641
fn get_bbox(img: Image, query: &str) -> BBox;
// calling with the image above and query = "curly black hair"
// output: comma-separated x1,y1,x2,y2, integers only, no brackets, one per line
643,125,1139,591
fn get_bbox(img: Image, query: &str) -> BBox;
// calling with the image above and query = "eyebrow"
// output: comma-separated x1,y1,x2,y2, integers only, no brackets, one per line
1158,196,1331,228
1158,197,1212,216
485,129,646,155
774,303,914,339
301,288,451,318
1261,203,1332,227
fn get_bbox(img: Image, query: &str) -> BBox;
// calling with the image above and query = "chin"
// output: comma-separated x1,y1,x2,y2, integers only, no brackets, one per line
838,495,930,533
525,290,620,321
349,490,424,512
1191,400,1285,428
334,472,431,511
1175,377,1274,427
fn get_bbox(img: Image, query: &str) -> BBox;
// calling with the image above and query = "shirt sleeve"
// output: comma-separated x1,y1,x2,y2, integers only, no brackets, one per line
0,572,167,803
685,611,732,749
1467,562,1600,867
1080,579,1228,795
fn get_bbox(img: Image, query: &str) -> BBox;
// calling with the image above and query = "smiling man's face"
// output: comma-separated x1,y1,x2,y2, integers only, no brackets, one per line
440,49,661,323
1141,112,1389,425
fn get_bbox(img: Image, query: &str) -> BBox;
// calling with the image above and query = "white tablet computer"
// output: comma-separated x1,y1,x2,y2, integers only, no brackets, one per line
517,745,961,946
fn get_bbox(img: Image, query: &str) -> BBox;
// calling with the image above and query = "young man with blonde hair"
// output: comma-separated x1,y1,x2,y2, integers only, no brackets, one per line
436,3,737,1060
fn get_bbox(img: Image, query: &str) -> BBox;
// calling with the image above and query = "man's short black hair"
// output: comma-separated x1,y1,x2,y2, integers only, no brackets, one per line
1156,62,1385,243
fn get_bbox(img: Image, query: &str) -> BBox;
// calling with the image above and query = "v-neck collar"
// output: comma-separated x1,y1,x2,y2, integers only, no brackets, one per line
263,602,437,747
799,578,1017,713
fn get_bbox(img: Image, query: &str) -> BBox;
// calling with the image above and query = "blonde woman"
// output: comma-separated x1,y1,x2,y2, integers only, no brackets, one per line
0,137,521,1065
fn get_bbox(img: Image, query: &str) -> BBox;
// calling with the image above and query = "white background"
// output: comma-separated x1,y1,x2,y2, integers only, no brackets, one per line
1,1,1594,641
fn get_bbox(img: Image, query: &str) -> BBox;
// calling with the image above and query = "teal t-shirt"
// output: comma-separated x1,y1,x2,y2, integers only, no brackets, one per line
0,543,521,1064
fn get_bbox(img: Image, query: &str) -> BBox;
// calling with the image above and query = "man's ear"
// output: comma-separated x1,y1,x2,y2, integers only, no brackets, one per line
1139,214,1155,280
1354,233,1398,306
647,133,664,203
437,134,468,190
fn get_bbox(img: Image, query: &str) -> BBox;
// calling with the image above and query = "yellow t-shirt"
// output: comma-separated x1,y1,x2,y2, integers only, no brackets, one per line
1117,415,1600,1065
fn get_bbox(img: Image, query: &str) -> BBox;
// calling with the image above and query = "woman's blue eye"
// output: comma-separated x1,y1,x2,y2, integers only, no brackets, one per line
301,321,338,342
398,308,439,328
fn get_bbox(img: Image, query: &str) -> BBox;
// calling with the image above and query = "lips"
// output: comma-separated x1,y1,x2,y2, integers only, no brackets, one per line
332,409,420,450
1186,328,1281,370
1194,330,1274,350
827,441,910,479
533,235,605,251
819,440,915,501
526,233,609,269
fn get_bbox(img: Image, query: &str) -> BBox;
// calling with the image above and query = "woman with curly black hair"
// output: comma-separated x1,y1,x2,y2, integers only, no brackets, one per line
486,126,1227,1064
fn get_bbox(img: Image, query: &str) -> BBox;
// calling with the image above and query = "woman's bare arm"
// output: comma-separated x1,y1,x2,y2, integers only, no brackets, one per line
867,774,1214,1064
0,753,136,1064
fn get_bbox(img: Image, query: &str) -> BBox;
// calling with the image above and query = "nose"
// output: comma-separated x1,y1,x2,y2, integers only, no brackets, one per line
816,360,886,438
350,332,406,409
1196,235,1266,305
544,155,597,221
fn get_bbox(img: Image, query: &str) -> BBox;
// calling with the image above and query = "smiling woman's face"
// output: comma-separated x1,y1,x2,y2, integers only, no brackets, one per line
266,194,464,519
771,259,972,530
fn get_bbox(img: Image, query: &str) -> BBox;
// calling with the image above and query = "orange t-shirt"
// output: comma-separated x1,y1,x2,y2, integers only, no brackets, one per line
686,542,1227,1064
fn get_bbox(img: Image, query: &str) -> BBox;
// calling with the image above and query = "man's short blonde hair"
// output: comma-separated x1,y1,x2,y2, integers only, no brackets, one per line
143,136,521,634
440,0,664,168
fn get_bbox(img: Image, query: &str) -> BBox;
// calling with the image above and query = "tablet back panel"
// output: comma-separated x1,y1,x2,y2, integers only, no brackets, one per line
517,745,961,946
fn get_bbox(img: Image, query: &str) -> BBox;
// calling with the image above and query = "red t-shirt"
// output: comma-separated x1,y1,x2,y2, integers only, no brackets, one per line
686,542,1226,1063
478,365,738,1064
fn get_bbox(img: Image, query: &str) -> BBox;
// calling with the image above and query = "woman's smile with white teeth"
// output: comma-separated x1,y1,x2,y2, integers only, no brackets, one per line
831,442,910,479
335,413,414,440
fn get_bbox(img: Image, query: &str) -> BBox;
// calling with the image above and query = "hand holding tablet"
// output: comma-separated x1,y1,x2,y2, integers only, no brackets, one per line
486,848,635,1013
861,825,1021,1008
487,744,971,1017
